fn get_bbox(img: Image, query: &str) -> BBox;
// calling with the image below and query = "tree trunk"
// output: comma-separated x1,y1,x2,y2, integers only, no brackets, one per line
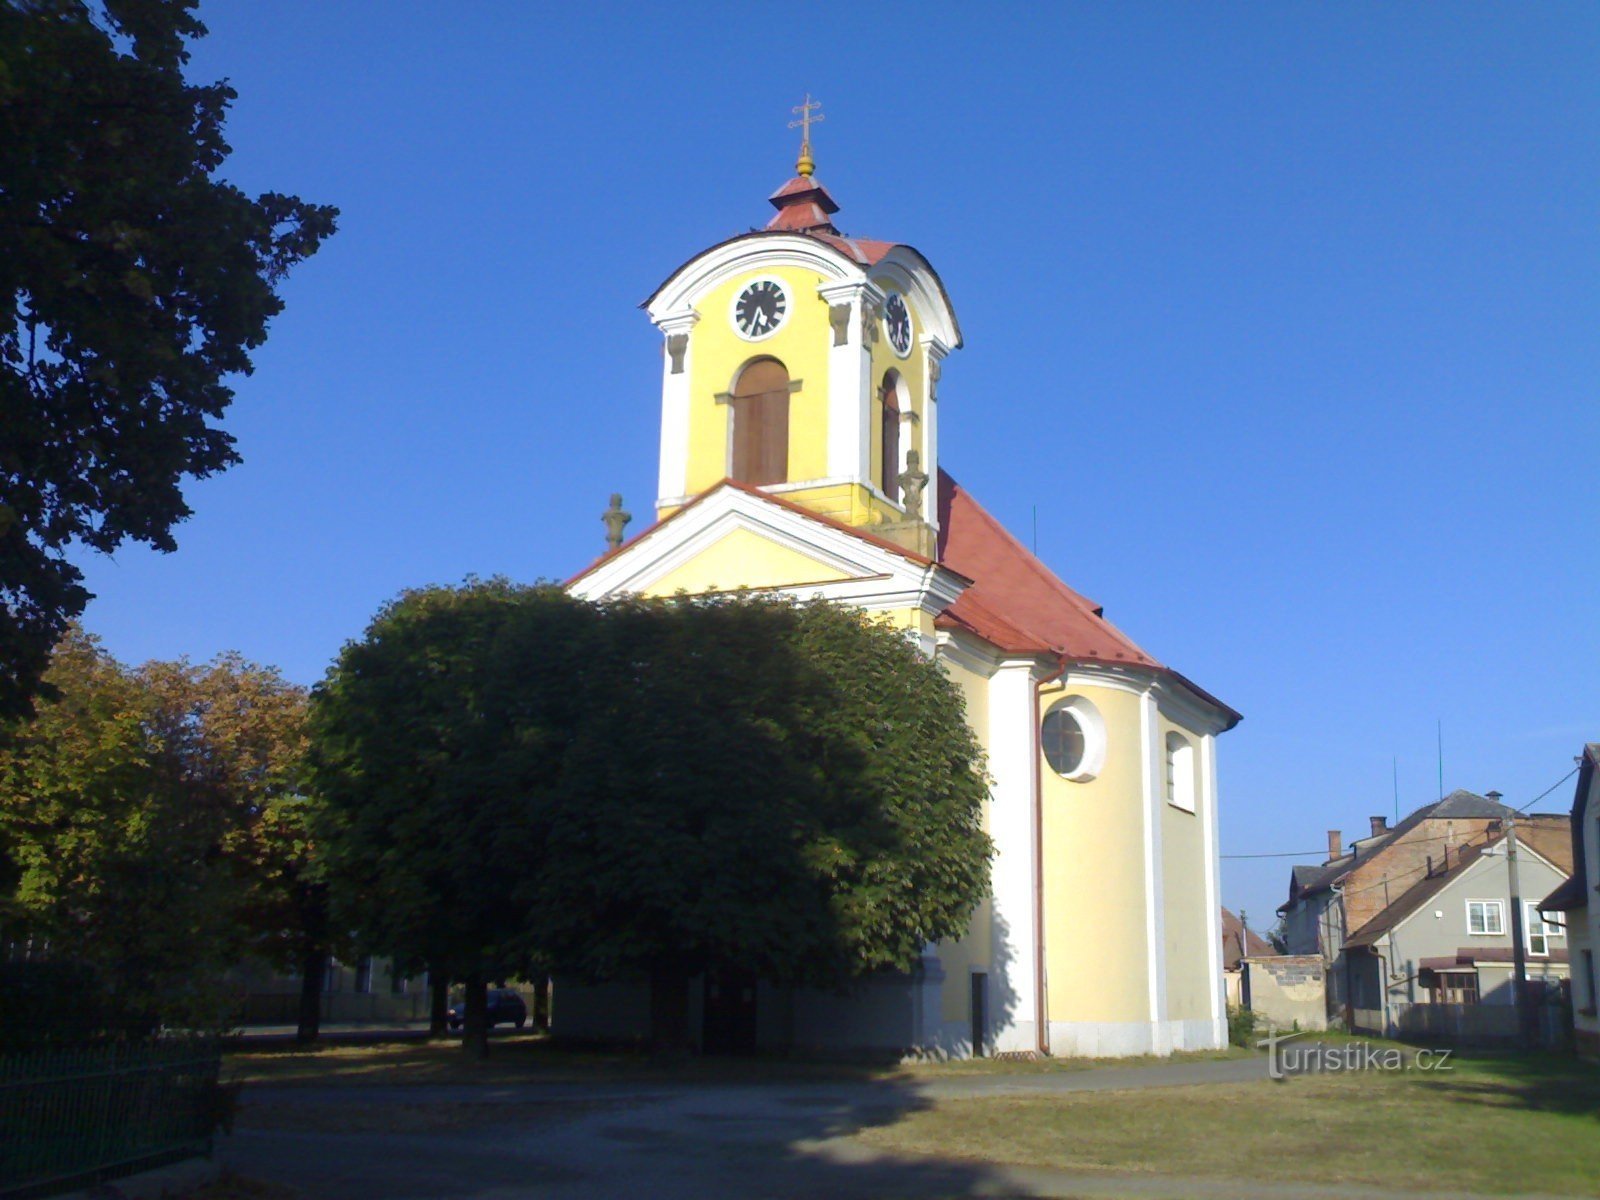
294,883,329,1045
296,944,327,1044
429,969,449,1037
533,976,551,1031
461,973,489,1059
648,962,692,1055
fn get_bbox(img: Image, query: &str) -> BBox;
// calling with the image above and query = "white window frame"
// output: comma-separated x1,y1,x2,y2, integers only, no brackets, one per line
1466,899,1504,937
1165,731,1196,813
1525,902,1564,957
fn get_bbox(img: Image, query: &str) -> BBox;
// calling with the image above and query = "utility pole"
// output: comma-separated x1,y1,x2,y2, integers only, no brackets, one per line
1494,791,1533,1049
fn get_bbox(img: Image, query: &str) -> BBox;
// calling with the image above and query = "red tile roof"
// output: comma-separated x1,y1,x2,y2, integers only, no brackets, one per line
766,175,841,233
934,470,1155,667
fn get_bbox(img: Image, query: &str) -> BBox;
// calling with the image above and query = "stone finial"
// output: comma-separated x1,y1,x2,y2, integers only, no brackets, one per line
602,493,632,552
897,450,928,517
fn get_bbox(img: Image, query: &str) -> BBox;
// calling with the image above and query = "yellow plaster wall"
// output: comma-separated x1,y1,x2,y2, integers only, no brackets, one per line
1039,684,1151,1024
863,278,928,501
1159,713,1213,1023
682,266,834,497
641,528,850,597
935,651,994,1023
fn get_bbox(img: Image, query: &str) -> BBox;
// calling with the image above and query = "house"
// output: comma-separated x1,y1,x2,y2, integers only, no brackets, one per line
1278,790,1570,1024
1539,743,1600,1059
1342,825,1571,1040
553,131,1241,1059
1220,907,1272,1008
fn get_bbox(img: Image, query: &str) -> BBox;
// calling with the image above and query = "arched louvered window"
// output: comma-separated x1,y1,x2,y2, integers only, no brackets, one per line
880,370,902,503
729,358,790,485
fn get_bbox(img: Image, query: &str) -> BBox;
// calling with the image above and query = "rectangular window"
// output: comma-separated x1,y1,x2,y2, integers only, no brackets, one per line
1525,903,1564,956
1585,949,1598,1013
1164,747,1175,802
1466,899,1504,936
354,956,374,994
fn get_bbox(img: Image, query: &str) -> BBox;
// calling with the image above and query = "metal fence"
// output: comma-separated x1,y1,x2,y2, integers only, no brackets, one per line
0,1041,222,1199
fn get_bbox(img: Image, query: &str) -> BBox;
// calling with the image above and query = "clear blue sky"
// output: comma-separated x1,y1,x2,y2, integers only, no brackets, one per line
76,2,1599,929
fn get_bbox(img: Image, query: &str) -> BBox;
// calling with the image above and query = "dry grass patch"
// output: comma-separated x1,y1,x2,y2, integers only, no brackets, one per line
855,1053,1600,1196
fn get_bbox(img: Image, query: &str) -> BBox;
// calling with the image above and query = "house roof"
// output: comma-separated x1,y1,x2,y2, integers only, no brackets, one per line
1220,907,1272,970
1540,742,1600,914
1284,790,1514,908
934,471,1240,726
1344,822,1571,948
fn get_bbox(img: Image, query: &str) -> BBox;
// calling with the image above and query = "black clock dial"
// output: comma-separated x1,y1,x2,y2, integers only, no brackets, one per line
884,292,912,354
735,279,787,338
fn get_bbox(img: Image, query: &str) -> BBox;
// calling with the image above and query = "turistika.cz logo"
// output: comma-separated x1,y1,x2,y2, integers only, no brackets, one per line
1256,1028,1454,1080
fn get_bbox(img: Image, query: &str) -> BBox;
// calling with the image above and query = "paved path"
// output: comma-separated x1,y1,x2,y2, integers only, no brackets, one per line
220,1060,1569,1200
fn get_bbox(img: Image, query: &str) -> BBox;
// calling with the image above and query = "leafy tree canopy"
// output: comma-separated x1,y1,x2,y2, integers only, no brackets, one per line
0,627,310,1034
311,583,994,1048
0,0,338,717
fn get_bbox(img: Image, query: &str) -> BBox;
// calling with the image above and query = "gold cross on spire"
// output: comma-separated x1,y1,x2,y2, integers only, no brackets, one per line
788,94,824,177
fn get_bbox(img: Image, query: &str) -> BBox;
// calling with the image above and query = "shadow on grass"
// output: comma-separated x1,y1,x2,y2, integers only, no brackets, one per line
222,1058,1060,1199
1414,1051,1600,1121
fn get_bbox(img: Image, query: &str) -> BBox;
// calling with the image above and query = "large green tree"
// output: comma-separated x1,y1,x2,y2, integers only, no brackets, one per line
312,584,993,1052
0,0,338,718
310,579,593,1058
0,629,311,1036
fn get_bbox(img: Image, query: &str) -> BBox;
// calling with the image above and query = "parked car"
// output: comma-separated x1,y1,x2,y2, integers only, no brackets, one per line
446,987,528,1031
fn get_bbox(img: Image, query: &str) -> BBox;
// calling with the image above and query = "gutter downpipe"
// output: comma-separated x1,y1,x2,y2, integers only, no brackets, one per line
1031,653,1070,1057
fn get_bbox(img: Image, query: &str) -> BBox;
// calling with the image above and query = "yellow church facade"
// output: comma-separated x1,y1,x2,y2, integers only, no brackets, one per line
561,134,1240,1057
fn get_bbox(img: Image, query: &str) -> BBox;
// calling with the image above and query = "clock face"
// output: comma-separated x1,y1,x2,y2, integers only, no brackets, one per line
733,278,788,340
884,292,913,356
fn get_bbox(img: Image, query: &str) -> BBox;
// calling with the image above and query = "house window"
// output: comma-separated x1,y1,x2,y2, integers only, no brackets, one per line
879,370,902,503
1431,970,1480,1005
728,358,790,486
1466,899,1504,936
1165,732,1196,813
1585,949,1598,1013
354,956,374,994
1525,903,1565,957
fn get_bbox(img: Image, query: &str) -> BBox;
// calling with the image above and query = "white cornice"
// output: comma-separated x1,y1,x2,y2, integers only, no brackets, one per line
648,234,863,325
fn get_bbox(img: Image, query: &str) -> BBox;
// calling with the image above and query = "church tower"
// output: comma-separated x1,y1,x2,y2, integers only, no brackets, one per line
642,100,959,556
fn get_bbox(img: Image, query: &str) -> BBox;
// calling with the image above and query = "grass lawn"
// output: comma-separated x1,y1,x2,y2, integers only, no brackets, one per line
225,1030,1250,1088
855,1050,1600,1196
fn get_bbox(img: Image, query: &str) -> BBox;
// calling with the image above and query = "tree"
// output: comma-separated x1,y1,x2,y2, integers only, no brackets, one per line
0,0,338,718
537,595,993,1047
0,629,312,1036
309,579,593,1058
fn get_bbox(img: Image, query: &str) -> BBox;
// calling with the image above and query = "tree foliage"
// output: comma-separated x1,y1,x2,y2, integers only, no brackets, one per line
0,628,311,1034
0,0,338,717
311,583,993,1049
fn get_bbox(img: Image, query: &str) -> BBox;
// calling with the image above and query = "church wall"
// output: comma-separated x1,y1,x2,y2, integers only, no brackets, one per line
1159,711,1215,1026
863,276,928,508
682,266,835,496
933,647,994,1034
641,527,851,596
1039,681,1152,1030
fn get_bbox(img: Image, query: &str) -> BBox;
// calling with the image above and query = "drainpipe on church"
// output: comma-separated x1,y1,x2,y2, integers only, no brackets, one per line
1030,654,1069,1057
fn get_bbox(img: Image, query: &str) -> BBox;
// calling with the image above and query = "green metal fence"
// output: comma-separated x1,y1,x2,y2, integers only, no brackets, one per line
0,1041,222,1199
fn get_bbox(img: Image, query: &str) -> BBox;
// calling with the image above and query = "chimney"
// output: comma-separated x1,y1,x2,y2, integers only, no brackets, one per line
1327,830,1343,860
1370,815,1388,838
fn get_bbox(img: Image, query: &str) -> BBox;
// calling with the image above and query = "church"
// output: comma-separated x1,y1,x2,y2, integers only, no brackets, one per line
557,107,1241,1058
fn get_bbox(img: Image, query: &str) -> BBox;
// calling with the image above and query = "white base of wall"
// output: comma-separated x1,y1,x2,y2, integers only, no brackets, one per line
1047,1017,1224,1058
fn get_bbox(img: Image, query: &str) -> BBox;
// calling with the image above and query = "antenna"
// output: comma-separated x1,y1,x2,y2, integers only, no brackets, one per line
1436,719,1444,800
1392,756,1399,823
1032,505,1038,555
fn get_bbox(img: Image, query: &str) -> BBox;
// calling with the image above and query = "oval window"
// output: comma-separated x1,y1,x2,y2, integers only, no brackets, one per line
1041,708,1086,777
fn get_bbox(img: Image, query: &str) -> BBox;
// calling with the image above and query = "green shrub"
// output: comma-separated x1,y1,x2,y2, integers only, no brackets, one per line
1227,1004,1259,1048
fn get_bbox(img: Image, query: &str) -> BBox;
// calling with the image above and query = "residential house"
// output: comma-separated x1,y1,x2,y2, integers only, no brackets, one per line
1342,825,1571,1040
1220,907,1271,1008
1540,743,1600,1059
1278,790,1569,1024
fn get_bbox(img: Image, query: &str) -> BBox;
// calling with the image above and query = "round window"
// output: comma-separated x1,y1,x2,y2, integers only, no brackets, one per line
1041,708,1086,777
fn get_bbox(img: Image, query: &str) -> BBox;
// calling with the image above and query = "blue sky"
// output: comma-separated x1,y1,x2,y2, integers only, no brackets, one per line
75,2,1598,928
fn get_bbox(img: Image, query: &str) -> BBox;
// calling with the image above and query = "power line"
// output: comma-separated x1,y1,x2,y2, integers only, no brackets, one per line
1514,765,1579,814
